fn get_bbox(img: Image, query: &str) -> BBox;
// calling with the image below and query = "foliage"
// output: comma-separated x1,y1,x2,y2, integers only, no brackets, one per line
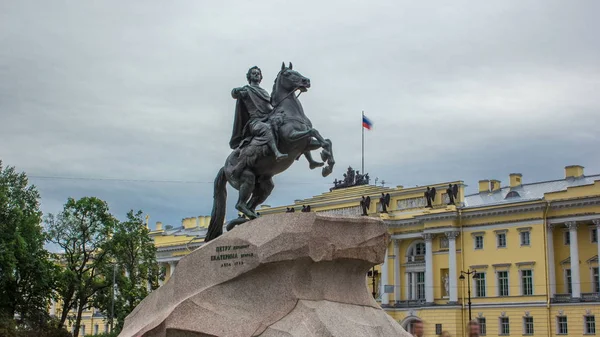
85,332,118,337
0,161,56,328
45,197,117,337
94,210,164,333
0,310,71,337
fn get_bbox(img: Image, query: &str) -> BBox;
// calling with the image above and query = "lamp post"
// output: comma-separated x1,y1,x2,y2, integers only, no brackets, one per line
371,267,377,298
110,263,116,332
459,269,478,321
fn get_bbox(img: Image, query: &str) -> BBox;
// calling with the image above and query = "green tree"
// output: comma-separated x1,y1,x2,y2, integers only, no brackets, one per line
94,210,163,333
45,197,117,337
0,161,56,330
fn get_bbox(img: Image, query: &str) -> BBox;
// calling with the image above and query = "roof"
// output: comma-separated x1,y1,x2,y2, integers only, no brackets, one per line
154,226,208,238
464,175,600,208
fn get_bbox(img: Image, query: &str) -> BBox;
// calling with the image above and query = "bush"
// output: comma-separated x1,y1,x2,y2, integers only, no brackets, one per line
86,333,119,337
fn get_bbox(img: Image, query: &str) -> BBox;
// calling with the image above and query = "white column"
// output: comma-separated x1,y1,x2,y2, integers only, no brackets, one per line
50,300,56,316
423,233,434,303
594,220,600,292
394,240,401,303
380,245,390,305
446,231,459,303
547,224,556,297
566,222,581,299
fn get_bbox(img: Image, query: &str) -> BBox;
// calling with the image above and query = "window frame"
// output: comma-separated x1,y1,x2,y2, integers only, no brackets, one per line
520,231,531,246
521,269,534,296
564,231,570,245
565,269,572,294
497,232,507,248
475,235,484,250
497,270,509,297
592,267,599,294
584,315,596,335
499,317,510,336
590,226,598,243
523,316,534,335
416,271,425,300
474,272,486,297
477,317,487,336
557,316,568,335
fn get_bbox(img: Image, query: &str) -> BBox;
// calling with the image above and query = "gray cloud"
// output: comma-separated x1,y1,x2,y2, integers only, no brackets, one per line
1,0,599,229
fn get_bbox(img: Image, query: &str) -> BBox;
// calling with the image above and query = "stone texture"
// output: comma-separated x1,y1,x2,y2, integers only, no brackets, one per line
119,213,411,337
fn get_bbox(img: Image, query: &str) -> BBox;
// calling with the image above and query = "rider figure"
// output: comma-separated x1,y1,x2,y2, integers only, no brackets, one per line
229,66,287,175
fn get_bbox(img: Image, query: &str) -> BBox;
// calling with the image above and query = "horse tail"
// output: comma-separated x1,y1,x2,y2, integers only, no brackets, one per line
205,167,227,242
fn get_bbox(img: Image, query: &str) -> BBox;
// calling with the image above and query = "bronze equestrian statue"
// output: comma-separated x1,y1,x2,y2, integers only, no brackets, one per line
205,63,335,242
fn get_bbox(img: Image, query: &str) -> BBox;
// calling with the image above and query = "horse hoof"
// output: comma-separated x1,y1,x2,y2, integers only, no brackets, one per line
322,166,333,177
310,162,325,169
226,217,249,231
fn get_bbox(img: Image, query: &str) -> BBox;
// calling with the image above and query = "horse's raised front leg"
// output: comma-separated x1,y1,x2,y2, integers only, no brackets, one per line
308,129,335,176
303,139,325,169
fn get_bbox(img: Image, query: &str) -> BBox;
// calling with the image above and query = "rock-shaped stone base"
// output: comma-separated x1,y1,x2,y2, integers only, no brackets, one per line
119,213,411,337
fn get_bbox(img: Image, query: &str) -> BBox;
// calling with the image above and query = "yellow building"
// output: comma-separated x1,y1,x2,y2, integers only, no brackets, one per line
258,165,600,337
66,164,599,336
149,215,210,283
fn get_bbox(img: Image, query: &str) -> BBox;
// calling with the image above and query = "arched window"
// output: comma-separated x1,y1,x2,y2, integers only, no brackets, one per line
505,191,520,199
407,241,426,258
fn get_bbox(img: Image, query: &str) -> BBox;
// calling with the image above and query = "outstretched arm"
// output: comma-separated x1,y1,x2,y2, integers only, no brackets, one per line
231,87,248,99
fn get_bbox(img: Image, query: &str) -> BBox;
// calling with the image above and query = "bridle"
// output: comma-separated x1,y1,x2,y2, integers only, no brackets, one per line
271,86,303,109
271,70,304,109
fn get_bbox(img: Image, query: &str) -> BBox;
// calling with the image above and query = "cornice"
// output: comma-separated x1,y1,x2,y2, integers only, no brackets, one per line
460,202,546,219
549,196,600,209
156,242,203,253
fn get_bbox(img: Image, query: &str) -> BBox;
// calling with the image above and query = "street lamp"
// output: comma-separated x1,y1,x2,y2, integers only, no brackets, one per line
110,263,117,332
369,267,378,298
459,269,479,321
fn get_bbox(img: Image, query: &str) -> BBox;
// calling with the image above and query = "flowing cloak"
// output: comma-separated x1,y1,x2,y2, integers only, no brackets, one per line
229,85,273,149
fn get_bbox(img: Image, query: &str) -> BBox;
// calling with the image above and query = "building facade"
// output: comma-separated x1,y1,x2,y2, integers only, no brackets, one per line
258,165,600,337
56,165,600,336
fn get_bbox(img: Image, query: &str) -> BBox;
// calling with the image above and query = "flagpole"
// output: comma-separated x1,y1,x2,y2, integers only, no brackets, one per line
361,110,365,174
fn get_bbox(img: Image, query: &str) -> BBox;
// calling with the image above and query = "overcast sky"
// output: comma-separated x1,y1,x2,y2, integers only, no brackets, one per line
1,1,599,231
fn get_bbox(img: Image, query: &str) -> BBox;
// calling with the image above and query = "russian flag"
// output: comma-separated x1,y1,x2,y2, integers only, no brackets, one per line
362,115,373,130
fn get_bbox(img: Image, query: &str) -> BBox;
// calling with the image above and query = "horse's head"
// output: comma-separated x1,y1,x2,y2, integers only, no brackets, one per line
273,62,311,95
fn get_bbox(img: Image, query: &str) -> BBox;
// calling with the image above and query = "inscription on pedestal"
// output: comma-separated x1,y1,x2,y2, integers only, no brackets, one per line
210,245,255,268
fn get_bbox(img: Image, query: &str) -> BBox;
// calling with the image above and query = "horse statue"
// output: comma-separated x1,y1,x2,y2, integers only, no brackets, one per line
205,62,335,242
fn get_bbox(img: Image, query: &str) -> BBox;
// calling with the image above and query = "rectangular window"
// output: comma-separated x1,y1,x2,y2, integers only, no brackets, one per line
475,235,484,249
523,316,534,335
564,232,570,245
497,271,509,296
521,269,533,295
585,315,596,335
499,317,510,335
416,272,425,300
497,233,507,248
557,316,568,335
80,325,85,336
105,324,108,333
520,231,531,246
592,227,598,243
477,317,487,336
94,324,99,335
475,272,486,297
565,269,572,294
593,267,599,294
